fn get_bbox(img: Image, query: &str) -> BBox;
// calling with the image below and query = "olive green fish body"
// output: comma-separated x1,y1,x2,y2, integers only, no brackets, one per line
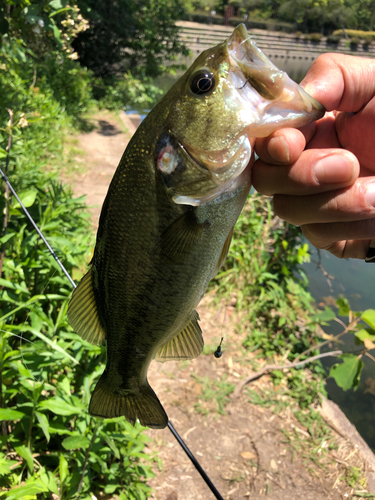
88,117,251,427
68,24,325,429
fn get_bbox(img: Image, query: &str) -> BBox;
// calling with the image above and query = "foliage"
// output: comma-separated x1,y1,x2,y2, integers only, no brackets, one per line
0,53,155,500
93,72,164,112
211,192,375,399
1,0,89,59
72,0,190,80
212,193,316,360
1,2,93,120
327,308,375,391
185,0,375,33
333,28,375,41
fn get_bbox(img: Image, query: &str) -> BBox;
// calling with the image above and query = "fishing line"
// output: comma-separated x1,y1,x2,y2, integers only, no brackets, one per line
0,167,76,290
0,169,225,500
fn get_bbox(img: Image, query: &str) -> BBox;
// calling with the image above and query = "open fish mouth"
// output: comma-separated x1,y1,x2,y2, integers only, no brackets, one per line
172,134,252,205
226,24,325,136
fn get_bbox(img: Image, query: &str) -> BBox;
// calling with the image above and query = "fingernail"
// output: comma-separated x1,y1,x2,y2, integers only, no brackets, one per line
314,153,354,184
365,183,375,207
267,136,289,163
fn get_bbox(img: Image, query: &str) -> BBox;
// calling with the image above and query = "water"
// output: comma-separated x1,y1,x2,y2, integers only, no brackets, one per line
303,246,375,449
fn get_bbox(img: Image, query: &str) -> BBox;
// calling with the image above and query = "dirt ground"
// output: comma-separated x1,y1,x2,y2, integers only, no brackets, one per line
67,111,375,500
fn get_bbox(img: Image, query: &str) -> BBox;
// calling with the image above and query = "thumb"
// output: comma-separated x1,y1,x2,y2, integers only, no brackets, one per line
301,53,375,112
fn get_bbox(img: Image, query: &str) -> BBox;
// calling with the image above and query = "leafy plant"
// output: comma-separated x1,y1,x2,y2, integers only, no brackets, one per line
0,45,156,499
212,193,317,361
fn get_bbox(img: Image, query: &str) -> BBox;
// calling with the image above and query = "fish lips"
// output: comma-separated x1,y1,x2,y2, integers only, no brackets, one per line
227,24,325,135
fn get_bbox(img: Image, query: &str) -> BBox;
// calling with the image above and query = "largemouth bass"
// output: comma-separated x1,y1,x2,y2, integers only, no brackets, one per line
68,24,324,429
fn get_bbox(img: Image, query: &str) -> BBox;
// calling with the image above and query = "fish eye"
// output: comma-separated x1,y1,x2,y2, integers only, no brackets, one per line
190,71,216,96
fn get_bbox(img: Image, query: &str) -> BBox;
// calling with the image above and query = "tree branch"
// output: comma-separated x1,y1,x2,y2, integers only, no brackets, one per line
233,350,343,398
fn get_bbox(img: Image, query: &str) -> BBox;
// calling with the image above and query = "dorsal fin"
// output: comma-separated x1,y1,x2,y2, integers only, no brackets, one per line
67,269,106,345
155,311,203,362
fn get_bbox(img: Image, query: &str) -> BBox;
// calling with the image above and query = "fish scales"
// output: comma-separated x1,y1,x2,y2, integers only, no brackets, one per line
68,24,324,428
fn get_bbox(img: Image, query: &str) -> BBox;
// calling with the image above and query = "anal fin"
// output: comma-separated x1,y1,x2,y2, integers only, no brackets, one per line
67,269,106,345
155,311,203,362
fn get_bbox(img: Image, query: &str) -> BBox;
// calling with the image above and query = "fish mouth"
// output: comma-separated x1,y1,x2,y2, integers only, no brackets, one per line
173,133,252,206
226,24,325,136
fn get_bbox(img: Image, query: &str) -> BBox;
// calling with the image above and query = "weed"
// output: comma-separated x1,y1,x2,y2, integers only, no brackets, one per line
192,373,235,416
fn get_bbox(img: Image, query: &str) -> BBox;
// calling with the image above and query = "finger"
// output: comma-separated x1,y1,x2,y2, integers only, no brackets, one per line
335,99,375,171
255,125,315,165
301,53,375,112
273,178,375,225
252,148,359,196
305,113,341,149
301,221,375,260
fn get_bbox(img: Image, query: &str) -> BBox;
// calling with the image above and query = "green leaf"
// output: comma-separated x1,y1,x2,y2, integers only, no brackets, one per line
12,190,37,209
0,232,16,244
336,297,350,316
2,479,48,499
49,7,72,17
51,21,62,46
329,353,364,391
0,147,8,158
28,328,79,365
316,307,336,322
40,468,59,495
355,328,375,342
104,483,118,494
38,397,83,416
49,0,63,8
0,408,25,420
362,309,375,330
59,454,68,484
35,411,50,443
15,445,34,474
62,435,90,450
0,456,17,475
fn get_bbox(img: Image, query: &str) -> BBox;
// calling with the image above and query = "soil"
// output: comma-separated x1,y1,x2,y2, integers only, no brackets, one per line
67,111,374,500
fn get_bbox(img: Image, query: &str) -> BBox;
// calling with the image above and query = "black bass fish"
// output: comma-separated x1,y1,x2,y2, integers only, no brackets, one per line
67,24,324,429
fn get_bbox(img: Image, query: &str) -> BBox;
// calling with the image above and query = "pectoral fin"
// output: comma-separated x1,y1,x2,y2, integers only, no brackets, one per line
158,210,209,264
155,311,203,362
67,269,106,345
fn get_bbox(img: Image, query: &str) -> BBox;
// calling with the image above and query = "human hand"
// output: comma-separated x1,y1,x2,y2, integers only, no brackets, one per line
253,53,375,260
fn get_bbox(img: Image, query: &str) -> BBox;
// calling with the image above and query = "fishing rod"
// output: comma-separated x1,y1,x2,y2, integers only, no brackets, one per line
0,167,225,500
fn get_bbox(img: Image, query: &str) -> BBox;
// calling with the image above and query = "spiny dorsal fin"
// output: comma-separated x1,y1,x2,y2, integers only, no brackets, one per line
67,269,106,345
212,226,234,278
158,210,208,264
155,311,203,362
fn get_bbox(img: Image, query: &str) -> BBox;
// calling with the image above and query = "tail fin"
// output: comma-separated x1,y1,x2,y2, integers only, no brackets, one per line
89,373,168,429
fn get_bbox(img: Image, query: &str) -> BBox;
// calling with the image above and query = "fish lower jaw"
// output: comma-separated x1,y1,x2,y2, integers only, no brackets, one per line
174,137,252,206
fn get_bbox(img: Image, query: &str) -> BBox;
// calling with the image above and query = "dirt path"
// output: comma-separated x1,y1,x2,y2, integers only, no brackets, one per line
68,111,374,500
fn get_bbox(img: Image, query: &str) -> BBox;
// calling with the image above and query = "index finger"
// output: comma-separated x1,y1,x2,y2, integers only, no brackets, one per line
301,53,375,112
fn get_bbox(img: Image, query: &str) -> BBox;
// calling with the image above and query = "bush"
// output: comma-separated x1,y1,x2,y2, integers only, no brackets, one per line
0,21,156,499
326,34,342,44
0,101,156,500
333,29,375,42
303,33,323,42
